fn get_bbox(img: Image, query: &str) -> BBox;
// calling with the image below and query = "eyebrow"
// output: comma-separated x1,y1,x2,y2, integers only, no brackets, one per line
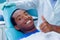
24,11,26,13
16,15,21,19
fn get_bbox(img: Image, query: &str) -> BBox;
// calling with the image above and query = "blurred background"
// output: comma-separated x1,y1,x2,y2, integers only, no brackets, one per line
0,0,21,40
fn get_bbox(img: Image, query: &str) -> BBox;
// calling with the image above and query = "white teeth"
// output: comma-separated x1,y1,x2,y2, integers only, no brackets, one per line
26,20,31,24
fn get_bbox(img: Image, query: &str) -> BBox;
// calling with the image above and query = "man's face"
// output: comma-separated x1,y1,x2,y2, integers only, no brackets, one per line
12,9,34,31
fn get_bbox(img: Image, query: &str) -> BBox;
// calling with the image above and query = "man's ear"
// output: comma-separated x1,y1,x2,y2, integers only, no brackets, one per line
14,25,20,30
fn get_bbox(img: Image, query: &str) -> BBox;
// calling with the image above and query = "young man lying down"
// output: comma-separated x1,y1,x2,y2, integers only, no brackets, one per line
11,9,39,39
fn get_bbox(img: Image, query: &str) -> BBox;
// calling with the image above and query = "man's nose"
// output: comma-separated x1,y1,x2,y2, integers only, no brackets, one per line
24,16,31,19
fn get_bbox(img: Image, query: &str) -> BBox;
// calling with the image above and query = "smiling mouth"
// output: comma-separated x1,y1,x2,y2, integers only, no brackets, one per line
26,20,31,24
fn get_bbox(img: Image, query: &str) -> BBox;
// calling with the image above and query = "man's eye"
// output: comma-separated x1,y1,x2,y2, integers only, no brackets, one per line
30,19,32,20
25,13,28,16
19,18,21,20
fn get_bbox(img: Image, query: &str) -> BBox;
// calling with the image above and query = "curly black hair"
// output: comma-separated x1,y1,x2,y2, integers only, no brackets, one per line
10,9,19,26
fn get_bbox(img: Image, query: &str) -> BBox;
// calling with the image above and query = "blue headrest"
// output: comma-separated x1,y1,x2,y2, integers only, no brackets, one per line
2,2,38,28
0,0,6,3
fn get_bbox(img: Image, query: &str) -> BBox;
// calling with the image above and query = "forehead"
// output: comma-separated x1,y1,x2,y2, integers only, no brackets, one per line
12,9,26,18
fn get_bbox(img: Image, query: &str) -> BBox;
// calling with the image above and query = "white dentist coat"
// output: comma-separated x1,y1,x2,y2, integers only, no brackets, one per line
37,0,60,30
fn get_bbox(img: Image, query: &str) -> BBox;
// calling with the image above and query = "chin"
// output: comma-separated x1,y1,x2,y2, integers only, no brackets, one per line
26,23,35,30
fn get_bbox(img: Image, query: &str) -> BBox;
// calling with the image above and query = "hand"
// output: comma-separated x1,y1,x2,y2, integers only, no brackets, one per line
40,16,53,33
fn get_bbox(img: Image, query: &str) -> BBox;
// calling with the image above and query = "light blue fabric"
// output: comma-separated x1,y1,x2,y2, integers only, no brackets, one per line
2,1,38,40
0,0,6,3
3,3,16,28
0,15,4,21
27,9,38,17
5,28,24,40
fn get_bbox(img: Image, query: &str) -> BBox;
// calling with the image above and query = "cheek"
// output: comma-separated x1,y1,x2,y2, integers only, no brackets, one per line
17,20,26,26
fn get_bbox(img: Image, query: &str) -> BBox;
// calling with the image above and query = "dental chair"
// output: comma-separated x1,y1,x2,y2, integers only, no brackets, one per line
0,0,6,3
2,1,38,40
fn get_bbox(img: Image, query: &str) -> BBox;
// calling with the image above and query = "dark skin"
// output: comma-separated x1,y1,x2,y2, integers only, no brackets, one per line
40,16,60,33
12,9,37,33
